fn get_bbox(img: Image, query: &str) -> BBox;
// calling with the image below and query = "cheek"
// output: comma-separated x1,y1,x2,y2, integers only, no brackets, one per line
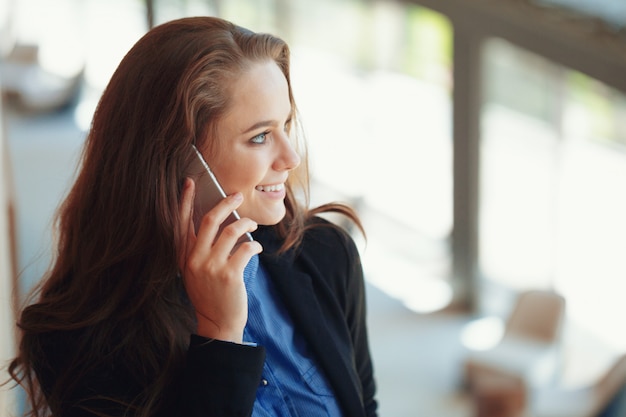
217,162,263,194
210,149,268,194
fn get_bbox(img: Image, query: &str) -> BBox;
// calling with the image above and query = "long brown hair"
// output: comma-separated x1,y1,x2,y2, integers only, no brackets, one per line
9,16,362,417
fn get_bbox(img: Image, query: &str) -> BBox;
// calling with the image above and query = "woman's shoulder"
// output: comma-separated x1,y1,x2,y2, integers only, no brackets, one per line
300,215,362,270
254,214,362,265
303,216,357,251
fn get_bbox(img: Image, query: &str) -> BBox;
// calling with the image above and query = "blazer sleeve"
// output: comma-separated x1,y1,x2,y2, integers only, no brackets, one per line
177,336,266,417
36,333,265,417
338,229,378,417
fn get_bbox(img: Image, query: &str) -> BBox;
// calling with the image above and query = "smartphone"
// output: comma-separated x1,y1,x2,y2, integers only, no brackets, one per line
188,144,253,245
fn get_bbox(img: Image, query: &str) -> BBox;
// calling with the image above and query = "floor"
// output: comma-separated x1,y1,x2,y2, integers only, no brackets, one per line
4,104,475,417
366,285,473,416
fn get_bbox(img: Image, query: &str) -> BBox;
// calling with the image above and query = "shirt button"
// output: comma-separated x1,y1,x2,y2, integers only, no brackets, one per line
261,379,269,386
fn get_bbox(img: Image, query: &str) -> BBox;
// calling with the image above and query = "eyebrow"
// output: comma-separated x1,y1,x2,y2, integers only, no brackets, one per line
241,120,278,135
240,109,294,135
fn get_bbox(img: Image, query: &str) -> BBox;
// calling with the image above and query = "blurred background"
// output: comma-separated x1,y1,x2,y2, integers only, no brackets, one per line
1,0,626,416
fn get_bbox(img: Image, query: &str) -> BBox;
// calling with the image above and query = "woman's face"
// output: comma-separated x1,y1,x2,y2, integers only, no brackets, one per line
206,60,300,226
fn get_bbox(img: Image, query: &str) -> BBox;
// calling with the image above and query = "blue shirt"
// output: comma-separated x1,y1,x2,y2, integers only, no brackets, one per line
243,255,343,417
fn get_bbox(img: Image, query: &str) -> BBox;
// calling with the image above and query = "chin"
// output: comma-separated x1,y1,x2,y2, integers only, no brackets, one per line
256,209,287,226
258,216,285,227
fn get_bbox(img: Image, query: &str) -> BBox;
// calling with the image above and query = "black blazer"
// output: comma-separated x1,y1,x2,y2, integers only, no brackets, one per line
34,219,377,417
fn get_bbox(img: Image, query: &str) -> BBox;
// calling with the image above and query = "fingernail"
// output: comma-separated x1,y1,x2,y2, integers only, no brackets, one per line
230,192,243,201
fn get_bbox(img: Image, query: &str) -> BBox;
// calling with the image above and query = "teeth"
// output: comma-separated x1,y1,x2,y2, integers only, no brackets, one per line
255,184,284,192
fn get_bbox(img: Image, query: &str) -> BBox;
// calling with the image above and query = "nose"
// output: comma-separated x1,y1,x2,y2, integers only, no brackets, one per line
273,132,301,172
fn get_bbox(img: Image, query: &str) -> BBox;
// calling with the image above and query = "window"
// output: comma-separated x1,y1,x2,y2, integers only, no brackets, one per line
480,38,626,363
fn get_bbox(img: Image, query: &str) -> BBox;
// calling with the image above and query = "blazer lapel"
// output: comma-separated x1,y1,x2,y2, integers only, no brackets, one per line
259,248,365,417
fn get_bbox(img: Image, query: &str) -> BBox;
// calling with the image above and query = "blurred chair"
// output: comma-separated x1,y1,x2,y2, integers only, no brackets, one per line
471,370,526,417
464,290,566,392
533,353,626,417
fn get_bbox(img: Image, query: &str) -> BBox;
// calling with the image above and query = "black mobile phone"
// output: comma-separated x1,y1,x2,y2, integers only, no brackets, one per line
188,144,253,244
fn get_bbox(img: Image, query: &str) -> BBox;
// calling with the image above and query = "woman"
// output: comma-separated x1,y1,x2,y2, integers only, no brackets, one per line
9,16,378,417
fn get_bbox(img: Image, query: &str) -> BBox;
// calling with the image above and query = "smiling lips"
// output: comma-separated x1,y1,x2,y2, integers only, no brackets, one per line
255,183,285,192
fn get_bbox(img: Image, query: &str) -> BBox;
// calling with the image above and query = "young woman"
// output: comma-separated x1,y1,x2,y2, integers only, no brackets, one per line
9,16,378,417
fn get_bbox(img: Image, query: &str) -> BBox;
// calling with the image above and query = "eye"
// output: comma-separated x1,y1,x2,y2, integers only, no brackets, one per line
250,131,269,144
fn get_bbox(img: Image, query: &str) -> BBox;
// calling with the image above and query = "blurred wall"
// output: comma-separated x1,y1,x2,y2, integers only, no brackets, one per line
1,95,18,417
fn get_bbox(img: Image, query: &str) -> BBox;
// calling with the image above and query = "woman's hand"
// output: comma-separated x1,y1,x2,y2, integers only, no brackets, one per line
178,178,262,343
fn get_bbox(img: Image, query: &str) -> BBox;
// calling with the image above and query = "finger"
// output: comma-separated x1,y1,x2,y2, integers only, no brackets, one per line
179,178,195,227
178,178,196,268
210,218,259,260
193,192,244,255
229,240,263,268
